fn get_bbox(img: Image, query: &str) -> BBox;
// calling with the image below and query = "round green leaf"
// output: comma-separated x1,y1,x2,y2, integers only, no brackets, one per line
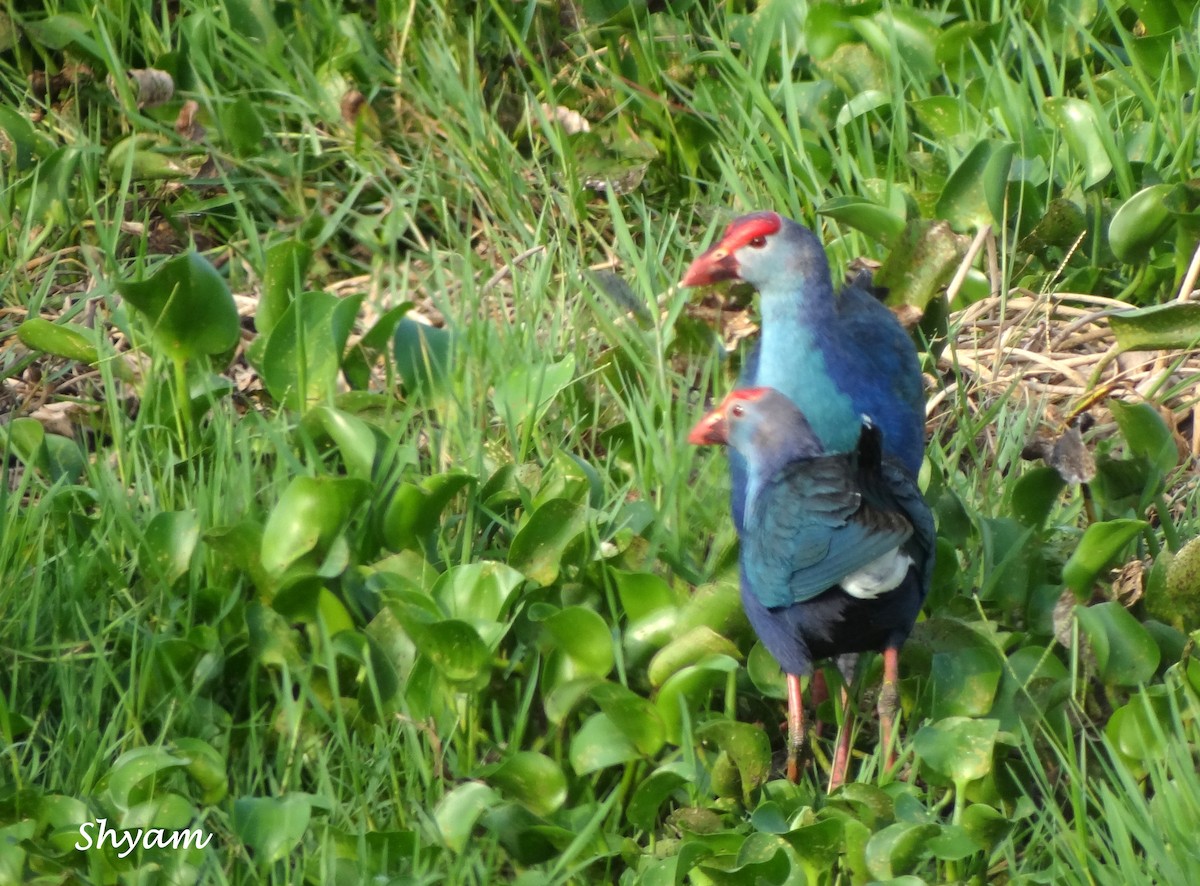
913,717,1000,785
486,751,567,816
935,140,1015,230
260,476,368,575
117,252,239,362
172,738,228,805
308,406,376,480
655,655,740,744
1110,302,1200,353
100,747,188,813
648,625,742,688
1044,97,1112,188
696,720,772,801
590,682,666,756
141,510,200,586
1062,519,1149,594
1109,184,1174,263
433,561,525,624
393,317,454,395
569,712,641,774
231,794,311,865
1076,601,1160,686
626,765,690,832
433,782,500,852
508,498,590,586
865,822,941,880
538,605,613,677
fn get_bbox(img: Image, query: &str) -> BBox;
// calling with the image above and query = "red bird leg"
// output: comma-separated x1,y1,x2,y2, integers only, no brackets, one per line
878,646,901,772
828,683,853,791
785,673,805,783
809,670,829,739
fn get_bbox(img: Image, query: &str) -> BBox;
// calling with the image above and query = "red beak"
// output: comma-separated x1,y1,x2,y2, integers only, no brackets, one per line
687,408,729,446
680,242,740,286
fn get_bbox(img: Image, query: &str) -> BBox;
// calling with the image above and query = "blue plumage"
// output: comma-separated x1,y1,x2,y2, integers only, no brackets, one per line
683,212,934,786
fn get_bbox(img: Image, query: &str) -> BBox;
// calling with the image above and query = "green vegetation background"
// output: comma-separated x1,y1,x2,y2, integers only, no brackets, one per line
3,0,1200,882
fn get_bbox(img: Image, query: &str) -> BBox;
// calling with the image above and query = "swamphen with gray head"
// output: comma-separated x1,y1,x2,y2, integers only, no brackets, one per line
689,388,934,788
682,212,932,786
681,211,926,527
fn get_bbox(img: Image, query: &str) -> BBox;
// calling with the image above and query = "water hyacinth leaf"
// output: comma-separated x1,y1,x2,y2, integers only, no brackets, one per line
961,802,1013,850
929,642,1004,719
648,625,742,687
836,89,890,126
864,822,941,880
172,738,228,805
141,510,200,586
393,317,453,396
492,356,575,432
205,520,269,592
626,766,690,831
570,712,641,774
1108,184,1173,262
260,476,369,575
926,825,984,861
486,752,567,816
612,568,676,623
388,599,490,684
874,220,963,311
307,406,376,480
778,817,844,873
913,717,999,785
107,133,192,180
258,238,313,336
100,747,189,812
701,832,790,881
696,720,772,801
746,641,788,698
262,291,364,410
1110,400,1178,476
805,1,861,61
935,140,1014,231
117,252,239,362
590,682,666,755
342,302,413,389
858,6,940,79
1110,302,1200,352
1011,466,1066,527
433,782,500,852
221,96,266,157
16,317,99,364
1062,518,1149,594
433,561,525,624
508,497,589,586
1044,97,1112,188
1107,687,1173,762
1076,601,1160,686
231,794,312,865
539,605,613,677
382,471,476,551
655,655,740,744
818,196,906,246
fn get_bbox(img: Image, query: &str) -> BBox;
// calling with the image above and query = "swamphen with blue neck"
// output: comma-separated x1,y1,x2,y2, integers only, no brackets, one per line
689,388,934,788
682,212,932,787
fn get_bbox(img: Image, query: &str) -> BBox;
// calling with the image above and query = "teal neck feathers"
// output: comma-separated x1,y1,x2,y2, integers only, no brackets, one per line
755,285,860,456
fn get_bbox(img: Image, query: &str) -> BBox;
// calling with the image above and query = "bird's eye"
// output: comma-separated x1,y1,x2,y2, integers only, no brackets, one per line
748,236,767,248
730,403,745,418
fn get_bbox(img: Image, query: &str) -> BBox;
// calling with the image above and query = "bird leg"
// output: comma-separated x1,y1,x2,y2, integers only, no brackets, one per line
785,673,806,783
828,682,853,791
878,646,901,772
809,670,829,738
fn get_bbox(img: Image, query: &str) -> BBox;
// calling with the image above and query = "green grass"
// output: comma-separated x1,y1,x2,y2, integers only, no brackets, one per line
4,0,1200,882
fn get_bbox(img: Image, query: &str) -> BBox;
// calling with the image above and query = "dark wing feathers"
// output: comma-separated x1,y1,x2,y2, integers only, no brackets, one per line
745,452,914,609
